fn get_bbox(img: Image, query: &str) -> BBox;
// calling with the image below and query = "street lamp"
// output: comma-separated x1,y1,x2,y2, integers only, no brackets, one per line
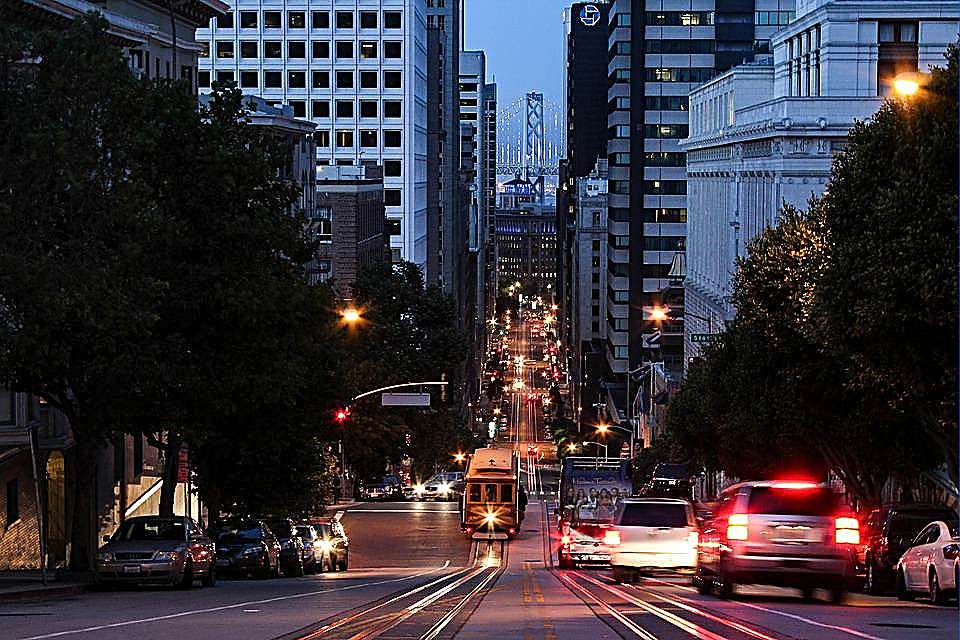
453,452,466,464
581,441,608,459
893,72,921,97
596,423,609,435
340,307,362,324
649,306,669,322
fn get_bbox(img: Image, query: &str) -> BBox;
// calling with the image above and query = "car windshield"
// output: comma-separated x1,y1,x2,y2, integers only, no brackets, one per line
295,526,315,540
113,518,185,541
215,523,262,543
747,487,839,516
619,503,688,527
890,513,955,542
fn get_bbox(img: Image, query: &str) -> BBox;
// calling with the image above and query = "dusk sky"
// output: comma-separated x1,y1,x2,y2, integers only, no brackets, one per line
465,0,571,113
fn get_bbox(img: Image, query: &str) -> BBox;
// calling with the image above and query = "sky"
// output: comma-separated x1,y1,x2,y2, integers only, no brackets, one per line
465,0,572,112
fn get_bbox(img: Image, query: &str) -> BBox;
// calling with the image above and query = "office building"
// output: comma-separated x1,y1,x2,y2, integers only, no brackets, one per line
196,0,428,268
482,82,498,321
603,0,795,430
565,2,610,177
311,165,389,297
495,205,558,292
682,0,959,363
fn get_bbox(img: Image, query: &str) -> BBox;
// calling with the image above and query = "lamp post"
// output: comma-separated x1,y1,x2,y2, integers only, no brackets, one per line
581,441,608,459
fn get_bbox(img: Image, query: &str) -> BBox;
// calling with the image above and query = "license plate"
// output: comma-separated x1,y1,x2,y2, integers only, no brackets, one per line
123,565,141,574
216,559,231,567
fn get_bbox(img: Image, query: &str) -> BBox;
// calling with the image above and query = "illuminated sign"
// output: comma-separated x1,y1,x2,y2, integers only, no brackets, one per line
501,184,532,196
579,4,601,27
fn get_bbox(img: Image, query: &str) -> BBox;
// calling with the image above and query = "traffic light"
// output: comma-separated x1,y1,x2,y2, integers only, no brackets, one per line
334,408,350,423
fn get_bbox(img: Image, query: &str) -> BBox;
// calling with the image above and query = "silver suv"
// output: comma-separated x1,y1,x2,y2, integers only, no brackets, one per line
607,498,699,583
694,481,857,603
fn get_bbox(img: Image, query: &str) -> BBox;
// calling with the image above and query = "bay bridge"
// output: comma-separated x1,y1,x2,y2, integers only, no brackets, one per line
496,92,564,177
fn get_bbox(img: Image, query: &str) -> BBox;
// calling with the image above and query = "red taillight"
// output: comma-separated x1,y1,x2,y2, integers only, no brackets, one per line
465,527,473,535
509,528,516,535
727,514,749,541
603,530,621,546
835,516,860,545
560,534,571,545
770,481,818,490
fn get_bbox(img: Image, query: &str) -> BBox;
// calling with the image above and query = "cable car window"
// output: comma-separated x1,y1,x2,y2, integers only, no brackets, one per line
500,484,513,503
484,484,498,502
469,484,481,502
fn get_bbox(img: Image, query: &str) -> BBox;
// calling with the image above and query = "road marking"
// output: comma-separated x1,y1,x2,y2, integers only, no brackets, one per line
558,573,659,640
16,563,451,640
640,577,890,640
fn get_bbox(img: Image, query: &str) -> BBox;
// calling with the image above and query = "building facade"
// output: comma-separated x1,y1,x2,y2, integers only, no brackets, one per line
603,0,795,426
681,0,959,363
196,0,428,267
311,165,389,297
495,205,558,293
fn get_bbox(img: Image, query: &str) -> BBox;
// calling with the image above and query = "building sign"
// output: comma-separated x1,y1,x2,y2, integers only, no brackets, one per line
501,183,532,196
579,4,601,27
690,333,721,343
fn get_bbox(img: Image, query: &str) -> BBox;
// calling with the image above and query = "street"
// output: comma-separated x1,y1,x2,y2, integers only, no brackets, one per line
3,309,955,640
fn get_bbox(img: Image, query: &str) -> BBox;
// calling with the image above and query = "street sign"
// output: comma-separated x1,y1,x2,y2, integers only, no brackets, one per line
691,333,720,343
381,392,431,407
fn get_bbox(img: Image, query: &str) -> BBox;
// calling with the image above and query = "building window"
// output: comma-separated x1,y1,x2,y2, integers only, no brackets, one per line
360,130,377,147
264,11,282,29
218,12,234,29
383,71,402,89
754,11,794,26
384,160,401,176
384,100,401,118
336,11,354,29
240,40,257,58
288,71,306,89
198,71,210,88
645,11,713,25
288,11,306,29
312,41,330,58
312,11,329,29
336,41,353,59
360,11,377,28
643,208,687,223
336,71,353,88
384,130,401,147
240,70,258,88
360,41,377,59
312,206,332,242
264,71,282,88
360,100,378,117
312,71,330,88
336,130,354,148
215,70,234,84
264,41,281,58
645,39,715,54
644,152,686,167
289,101,306,118
643,236,685,251
384,41,402,58
335,100,354,118
385,190,401,206
386,219,401,236
312,100,330,118
215,41,234,58
359,71,378,89
384,11,402,29
644,180,687,196
644,96,688,111
288,41,306,58
239,11,257,28
644,124,689,139
316,130,330,147
5,478,18,526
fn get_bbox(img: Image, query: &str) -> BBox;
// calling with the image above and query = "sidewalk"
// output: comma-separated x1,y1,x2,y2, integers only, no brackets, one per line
0,570,91,603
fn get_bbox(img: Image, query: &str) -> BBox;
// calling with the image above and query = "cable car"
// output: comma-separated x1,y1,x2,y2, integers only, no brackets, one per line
461,447,520,540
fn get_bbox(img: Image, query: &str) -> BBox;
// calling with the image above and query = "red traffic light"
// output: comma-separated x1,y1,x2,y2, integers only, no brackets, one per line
335,408,349,423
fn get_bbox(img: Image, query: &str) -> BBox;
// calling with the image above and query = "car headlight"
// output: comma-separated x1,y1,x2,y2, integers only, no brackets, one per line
241,546,263,556
96,552,114,563
318,539,333,553
438,483,450,494
154,551,180,562
413,484,425,494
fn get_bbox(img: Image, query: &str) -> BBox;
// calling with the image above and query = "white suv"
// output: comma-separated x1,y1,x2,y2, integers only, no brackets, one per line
606,498,699,583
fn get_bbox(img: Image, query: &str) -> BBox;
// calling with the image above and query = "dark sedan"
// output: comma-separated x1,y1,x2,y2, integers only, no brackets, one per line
211,519,282,579
267,518,307,577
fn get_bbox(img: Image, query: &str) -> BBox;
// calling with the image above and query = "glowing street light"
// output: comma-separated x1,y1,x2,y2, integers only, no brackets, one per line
649,306,669,322
453,452,466,464
341,308,362,323
567,443,579,453
893,72,921,97
596,423,609,435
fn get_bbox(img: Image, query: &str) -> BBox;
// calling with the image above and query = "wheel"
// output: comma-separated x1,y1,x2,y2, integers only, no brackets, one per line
611,566,626,584
320,555,330,573
716,561,735,599
829,585,847,605
896,568,914,601
201,564,217,587
558,553,574,569
930,570,948,605
294,558,305,577
337,551,348,572
177,560,194,590
800,587,816,601
272,558,282,578
864,559,882,595
693,570,712,595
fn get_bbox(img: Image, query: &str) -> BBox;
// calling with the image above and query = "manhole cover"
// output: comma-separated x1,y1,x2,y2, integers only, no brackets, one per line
871,624,938,629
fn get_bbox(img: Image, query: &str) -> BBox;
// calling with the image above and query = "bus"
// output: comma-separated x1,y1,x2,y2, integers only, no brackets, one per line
558,457,633,522
461,447,520,539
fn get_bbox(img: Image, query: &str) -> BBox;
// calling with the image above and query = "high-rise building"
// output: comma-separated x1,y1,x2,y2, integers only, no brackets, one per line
603,0,795,428
566,2,610,177
425,0,462,296
196,0,428,268
482,82,498,322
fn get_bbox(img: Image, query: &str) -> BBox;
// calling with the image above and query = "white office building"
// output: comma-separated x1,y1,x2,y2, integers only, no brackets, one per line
681,0,959,362
196,0,428,267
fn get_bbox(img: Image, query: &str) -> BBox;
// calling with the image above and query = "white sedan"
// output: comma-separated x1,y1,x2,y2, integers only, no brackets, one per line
895,519,958,605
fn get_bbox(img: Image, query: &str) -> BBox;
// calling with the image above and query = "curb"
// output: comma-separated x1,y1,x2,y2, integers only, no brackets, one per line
0,583,89,603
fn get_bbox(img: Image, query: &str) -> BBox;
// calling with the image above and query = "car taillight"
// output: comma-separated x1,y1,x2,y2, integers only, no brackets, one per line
603,530,620,546
943,543,959,560
561,535,571,545
727,514,749,541
835,516,860,545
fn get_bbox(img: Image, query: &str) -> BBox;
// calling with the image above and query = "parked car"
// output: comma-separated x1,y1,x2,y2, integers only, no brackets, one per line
267,518,306,577
857,504,958,594
694,481,857,603
607,498,699,583
639,463,694,500
294,524,323,573
95,516,216,589
895,519,959,605
358,476,402,501
416,472,464,501
309,518,349,571
212,518,282,579
558,502,616,570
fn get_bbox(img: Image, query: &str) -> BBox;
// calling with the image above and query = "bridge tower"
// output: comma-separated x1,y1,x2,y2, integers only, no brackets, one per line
522,92,544,177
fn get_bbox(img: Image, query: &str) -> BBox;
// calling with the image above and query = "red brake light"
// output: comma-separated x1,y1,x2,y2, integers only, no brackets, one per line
603,530,621,546
727,514,749,541
770,481,818,490
835,516,860,545
561,535,571,545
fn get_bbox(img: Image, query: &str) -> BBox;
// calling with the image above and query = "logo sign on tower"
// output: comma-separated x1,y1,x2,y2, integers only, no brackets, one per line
579,4,601,27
